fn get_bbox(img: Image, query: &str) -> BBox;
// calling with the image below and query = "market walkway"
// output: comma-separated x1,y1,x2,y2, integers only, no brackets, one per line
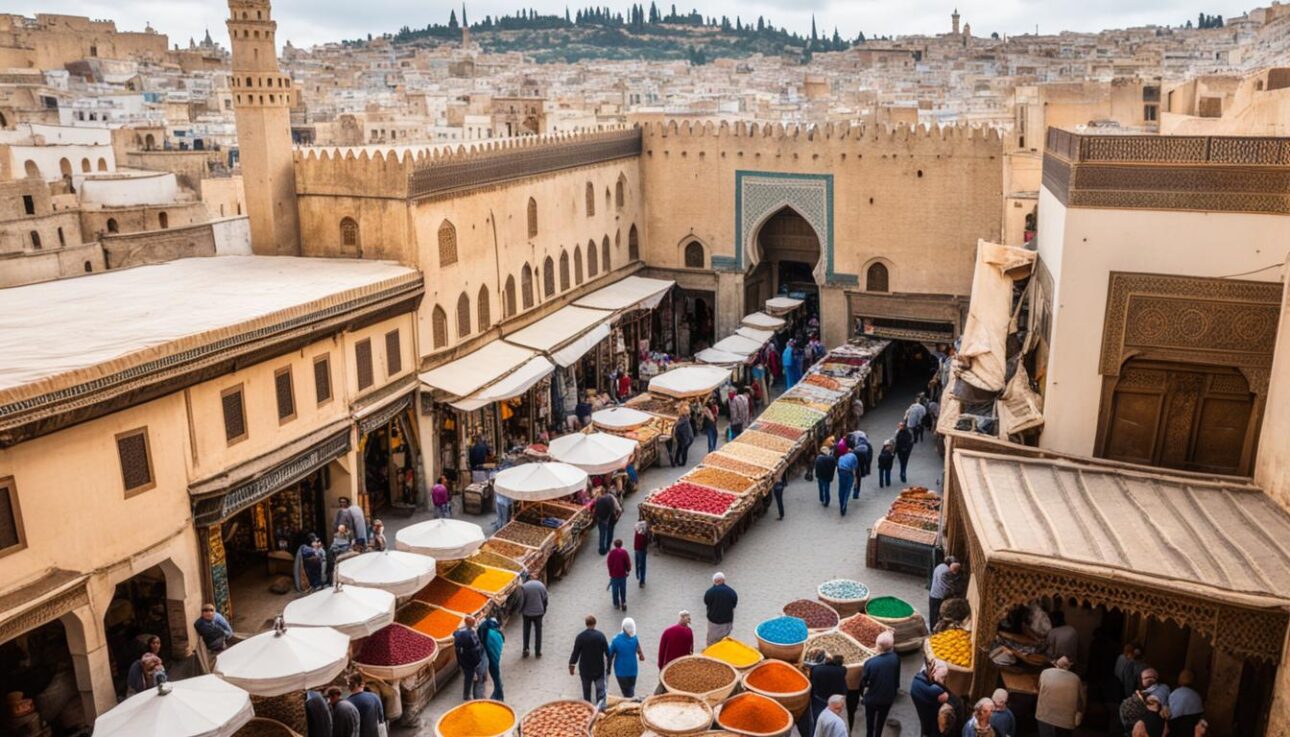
396,377,943,736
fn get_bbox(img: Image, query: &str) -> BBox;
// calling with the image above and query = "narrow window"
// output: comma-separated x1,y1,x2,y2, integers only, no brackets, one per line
57,227,65,247
106,218,118,233
457,292,471,338
521,265,534,309
116,428,155,495
438,220,458,266
385,329,403,375
355,339,374,390
158,211,169,229
0,477,26,554
866,263,889,292
543,257,555,298
585,182,595,216
684,241,704,268
477,286,491,332
628,225,639,261
527,197,538,238
29,231,40,249
274,367,296,423
340,217,359,252
559,251,571,291
616,175,625,208
587,239,599,277
313,354,333,405
432,305,448,348
221,385,248,444
574,247,584,285
504,276,517,318
21,195,34,215
602,236,611,271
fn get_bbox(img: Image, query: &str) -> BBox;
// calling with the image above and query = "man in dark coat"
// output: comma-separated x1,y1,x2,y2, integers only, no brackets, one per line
453,616,485,700
895,422,914,483
326,687,360,737
569,615,610,703
305,689,332,737
814,449,837,507
860,632,901,737
345,673,385,737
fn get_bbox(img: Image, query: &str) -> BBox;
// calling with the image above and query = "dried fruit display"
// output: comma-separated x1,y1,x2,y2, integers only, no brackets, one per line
747,422,808,442
521,700,597,737
493,521,555,550
757,402,825,429
839,615,893,650
804,632,867,664
700,453,771,478
662,658,737,693
776,395,834,414
718,442,784,470
647,483,738,517
730,430,796,453
875,518,938,546
783,599,839,630
928,628,972,668
355,624,437,667
481,538,532,561
802,374,841,391
681,467,759,495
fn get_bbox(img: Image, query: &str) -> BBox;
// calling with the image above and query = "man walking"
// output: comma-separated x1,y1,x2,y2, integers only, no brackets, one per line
772,475,786,520
593,491,621,556
905,401,927,444
728,389,749,438
860,631,900,737
607,539,631,610
518,571,548,657
703,572,738,646
894,423,914,483
633,521,650,587
836,448,858,516
928,557,963,628
814,447,836,507
658,611,695,669
569,615,610,704
326,686,360,737
345,673,385,737
877,441,895,489
814,695,849,737
305,689,332,737
1037,657,1084,737
453,616,485,700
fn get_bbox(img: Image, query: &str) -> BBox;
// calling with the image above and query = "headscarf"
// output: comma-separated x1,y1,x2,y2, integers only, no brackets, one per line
622,617,636,637
635,520,647,536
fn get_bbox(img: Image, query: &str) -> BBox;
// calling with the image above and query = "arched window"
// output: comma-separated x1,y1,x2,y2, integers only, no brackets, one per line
106,218,118,233
158,211,169,229
604,187,611,211
616,175,625,208
559,250,571,291
477,285,491,332
602,236,611,272
866,262,889,292
59,158,72,178
521,264,534,309
438,220,458,266
97,157,108,171
29,231,41,249
24,160,39,178
456,292,471,338
585,182,595,217
432,305,448,348
587,239,599,277
684,241,704,268
84,260,93,273
543,256,556,298
340,217,359,252
504,275,517,318
80,158,91,173
527,197,538,238
574,246,584,285
628,225,640,261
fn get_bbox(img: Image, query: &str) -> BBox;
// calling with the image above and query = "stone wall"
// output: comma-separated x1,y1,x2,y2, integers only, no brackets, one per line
126,150,222,190
101,220,216,268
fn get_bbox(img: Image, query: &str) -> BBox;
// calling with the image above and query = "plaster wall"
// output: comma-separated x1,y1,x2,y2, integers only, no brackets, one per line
79,171,178,207
7,143,115,182
1259,258,1290,737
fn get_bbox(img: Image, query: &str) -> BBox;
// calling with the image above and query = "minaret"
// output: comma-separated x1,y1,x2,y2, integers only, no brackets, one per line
227,0,300,256
951,8,961,35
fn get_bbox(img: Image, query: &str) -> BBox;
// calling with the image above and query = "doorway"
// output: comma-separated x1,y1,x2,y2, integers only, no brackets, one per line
749,207,821,316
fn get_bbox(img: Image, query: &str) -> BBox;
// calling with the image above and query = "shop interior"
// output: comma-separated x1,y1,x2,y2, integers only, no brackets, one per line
361,409,420,513
103,566,176,699
0,618,87,736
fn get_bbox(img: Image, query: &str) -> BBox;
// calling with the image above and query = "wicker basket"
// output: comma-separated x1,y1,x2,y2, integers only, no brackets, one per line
520,699,598,737
640,694,714,737
435,700,517,737
593,703,646,737
867,610,928,654
815,581,869,618
739,661,811,717
234,717,303,737
713,693,793,737
660,656,740,706
752,632,805,664
922,636,972,695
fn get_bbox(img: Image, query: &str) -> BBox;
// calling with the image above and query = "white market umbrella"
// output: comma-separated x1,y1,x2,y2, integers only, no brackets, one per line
712,334,765,355
282,583,396,639
649,365,731,399
93,675,253,737
494,462,589,502
764,296,804,315
395,519,485,560
214,621,350,697
592,406,652,431
337,550,437,597
548,432,638,474
696,347,747,366
742,311,787,330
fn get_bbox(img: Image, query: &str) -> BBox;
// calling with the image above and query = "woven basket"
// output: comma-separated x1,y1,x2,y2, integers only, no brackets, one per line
234,717,303,737
752,632,804,664
922,636,972,695
435,700,517,737
713,693,793,737
660,656,740,706
739,662,811,718
867,611,928,654
520,699,598,737
640,694,714,737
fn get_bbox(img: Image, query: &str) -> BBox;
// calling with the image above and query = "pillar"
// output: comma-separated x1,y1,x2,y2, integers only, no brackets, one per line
818,284,848,347
715,270,744,340
1206,649,1243,736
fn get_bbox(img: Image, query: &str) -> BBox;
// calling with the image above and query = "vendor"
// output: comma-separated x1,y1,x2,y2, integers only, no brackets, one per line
469,435,491,470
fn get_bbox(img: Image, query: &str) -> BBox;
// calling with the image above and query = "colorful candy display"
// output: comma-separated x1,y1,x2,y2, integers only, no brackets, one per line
818,579,869,601
756,617,809,646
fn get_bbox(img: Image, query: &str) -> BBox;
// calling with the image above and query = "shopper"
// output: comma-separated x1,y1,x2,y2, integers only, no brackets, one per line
569,615,610,704
345,673,386,737
658,611,694,669
808,651,849,727
895,423,914,483
962,699,996,737
1168,671,1204,737
593,491,621,555
673,411,695,467
703,572,738,646
877,441,895,489
367,520,387,552
633,521,650,587
305,689,332,737
334,497,367,549
990,689,1016,737
860,631,900,737
478,616,506,701
607,539,631,610
432,476,452,518
772,475,786,520
836,448,858,516
326,686,360,737
1037,657,1084,737
814,695,849,737
453,616,485,700
519,571,548,657
928,557,964,628
814,447,837,507
910,661,950,737
905,401,928,444
702,401,719,452
608,617,645,698
193,603,234,652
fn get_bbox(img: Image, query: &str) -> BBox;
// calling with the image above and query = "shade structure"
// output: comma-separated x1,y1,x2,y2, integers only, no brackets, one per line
574,275,675,312
592,406,652,431
547,432,638,474
214,625,350,697
695,348,747,366
736,326,776,344
449,356,554,411
712,334,765,356
394,519,485,560
281,584,396,639
493,462,589,502
764,296,804,315
337,550,437,597
649,365,731,399
93,675,253,737
741,311,787,330
419,341,537,398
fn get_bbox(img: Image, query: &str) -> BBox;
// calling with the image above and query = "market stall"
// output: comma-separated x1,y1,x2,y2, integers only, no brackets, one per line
92,675,254,737
281,583,396,639
866,488,941,576
394,519,486,561
494,461,593,580
336,550,437,598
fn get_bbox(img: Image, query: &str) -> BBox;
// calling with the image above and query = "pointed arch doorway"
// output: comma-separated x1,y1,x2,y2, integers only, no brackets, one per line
746,206,822,318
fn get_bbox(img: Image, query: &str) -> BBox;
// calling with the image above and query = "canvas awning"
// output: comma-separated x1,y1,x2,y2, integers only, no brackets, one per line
712,334,765,356
736,326,776,344
574,276,675,312
956,241,1035,393
419,341,538,398
448,355,555,411
550,322,611,367
741,312,787,330
506,305,610,353
649,365,731,398
764,297,804,315
695,348,748,366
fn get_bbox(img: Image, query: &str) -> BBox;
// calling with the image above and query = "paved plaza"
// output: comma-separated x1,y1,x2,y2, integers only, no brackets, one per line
396,379,943,736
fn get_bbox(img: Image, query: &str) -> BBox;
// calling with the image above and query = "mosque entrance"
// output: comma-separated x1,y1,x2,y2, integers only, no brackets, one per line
747,206,821,318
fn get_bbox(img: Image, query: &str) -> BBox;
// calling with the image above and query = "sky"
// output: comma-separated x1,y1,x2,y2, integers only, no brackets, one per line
29,0,1258,50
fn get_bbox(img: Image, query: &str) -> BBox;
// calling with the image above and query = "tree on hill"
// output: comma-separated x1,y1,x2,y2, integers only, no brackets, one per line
448,9,459,30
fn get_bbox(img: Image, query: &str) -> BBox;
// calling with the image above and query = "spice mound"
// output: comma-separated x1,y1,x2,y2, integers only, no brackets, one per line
928,628,972,668
782,600,838,630
663,657,736,693
703,638,762,668
439,700,516,737
817,580,869,602
521,700,597,737
838,615,892,650
494,521,553,548
744,662,808,694
234,720,294,737
396,601,462,640
717,693,790,735
641,696,713,734
804,633,865,665
595,713,646,737
649,483,738,516
865,596,914,619
683,467,758,495
414,578,489,615
355,624,437,666
755,617,809,646
446,560,516,594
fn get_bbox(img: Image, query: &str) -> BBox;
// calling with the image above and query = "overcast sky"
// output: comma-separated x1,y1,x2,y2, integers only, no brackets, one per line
35,0,1256,50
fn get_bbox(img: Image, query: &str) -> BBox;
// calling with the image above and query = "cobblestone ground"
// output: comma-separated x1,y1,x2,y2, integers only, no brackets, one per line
394,378,943,736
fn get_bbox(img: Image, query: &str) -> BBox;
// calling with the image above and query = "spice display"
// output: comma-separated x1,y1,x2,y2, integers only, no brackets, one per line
682,467,759,495
700,453,772,478
702,638,762,668
521,700,597,737
744,662,809,694
804,633,866,664
414,578,489,615
746,422,807,442
494,521,555,549
755,617,809,646
439,701,516,737
355,624,437,667
595,713,646,737
731,431,796,453
783,600,839,630
776,396,834,414
663,657,737,693
838,615,892,650
648,483,738,517
866,597,914,619
717,693,791,734
756,403,824,429
802,374,841,391
396,602,463,640
718,442,786,469
818,580,869,601
481,539,532,560
640,696,712,734
928,629,972,668
470,550,525,573
445,560,516,594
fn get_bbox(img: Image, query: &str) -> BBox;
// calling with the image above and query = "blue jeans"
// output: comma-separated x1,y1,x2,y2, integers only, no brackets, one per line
817,477,832,506
436,503,452,519
878,467,892,487
837,471,854,515
610,577,627,608
706,425,718,452
597,520,614,554
635,550,646,584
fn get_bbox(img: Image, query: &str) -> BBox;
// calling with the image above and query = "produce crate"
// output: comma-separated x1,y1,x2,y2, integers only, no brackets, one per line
493,520,557,558
517,502,585,556
866,527,936,577
479,538,545,580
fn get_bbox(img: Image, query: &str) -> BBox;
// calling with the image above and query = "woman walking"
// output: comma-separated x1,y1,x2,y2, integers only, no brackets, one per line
608,618,645,697
701,401,719,452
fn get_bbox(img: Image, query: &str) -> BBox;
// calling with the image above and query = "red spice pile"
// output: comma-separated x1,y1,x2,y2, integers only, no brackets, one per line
355,624,437,666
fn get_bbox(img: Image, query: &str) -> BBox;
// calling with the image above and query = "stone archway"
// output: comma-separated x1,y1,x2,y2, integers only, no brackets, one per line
734,171,832,278
743,205,823,316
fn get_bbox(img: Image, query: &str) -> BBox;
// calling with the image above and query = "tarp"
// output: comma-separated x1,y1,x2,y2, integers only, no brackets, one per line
336,550,437,597
449,356,554,411
591,406,652,431
712,334,765,356
506,306,610,353
956,241,1035,393
493,462,589,501
214,626,350,697
574,276,675,312
547,432,638,474
93,675,254,737
550,322,611,367
394,519,486,560
420,341,537,398
764,297,804,315
281,585,396,639
997,363,1045,437
741,312,787,330
649,365,731,398
695,348,748,366
736,326,776,344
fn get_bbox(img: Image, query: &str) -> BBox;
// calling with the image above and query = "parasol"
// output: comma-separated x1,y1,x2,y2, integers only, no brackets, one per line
281,582,396,639
741,312,787,330
591,406,652,431
394,519,485,560
93,676,253,737
695,348,747,366
493,462,588,502
712,334,765,355
648,365,731,399
337,550,437,597
547,432,638,474
214,619,350,697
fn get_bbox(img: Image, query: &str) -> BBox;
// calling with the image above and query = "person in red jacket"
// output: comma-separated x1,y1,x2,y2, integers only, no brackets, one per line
607,539,631,611
657,611,694,669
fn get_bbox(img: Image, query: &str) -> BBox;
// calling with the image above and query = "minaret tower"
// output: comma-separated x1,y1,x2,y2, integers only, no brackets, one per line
951,8,961,35
227,0,299,256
